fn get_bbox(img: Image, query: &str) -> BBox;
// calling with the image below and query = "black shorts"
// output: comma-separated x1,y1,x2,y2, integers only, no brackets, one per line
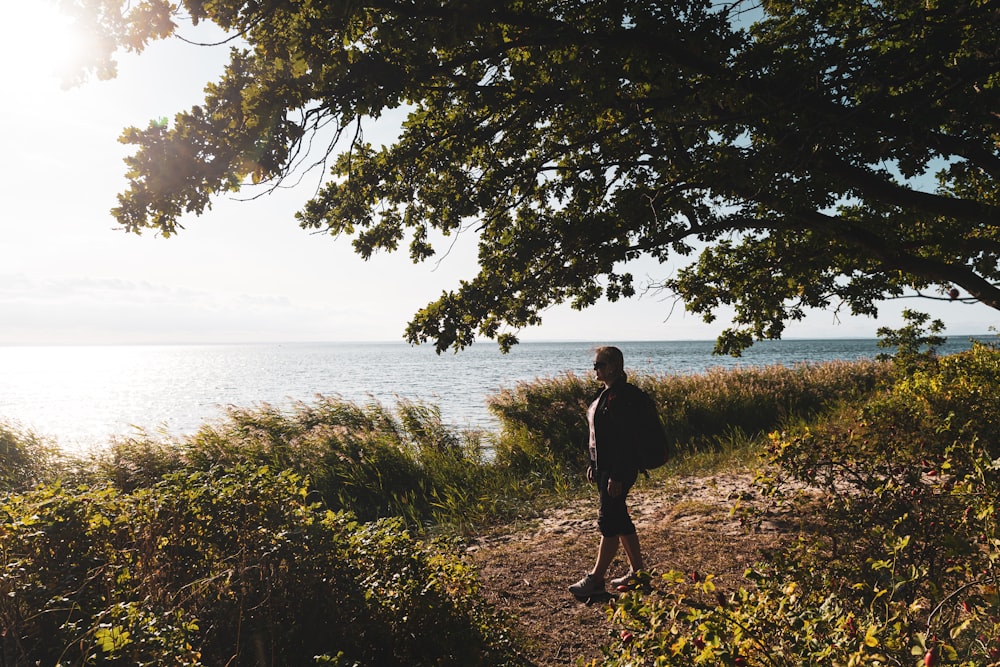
597,469,638,537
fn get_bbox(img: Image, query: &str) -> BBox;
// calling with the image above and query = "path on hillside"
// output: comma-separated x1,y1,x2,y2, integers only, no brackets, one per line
467,473,803,665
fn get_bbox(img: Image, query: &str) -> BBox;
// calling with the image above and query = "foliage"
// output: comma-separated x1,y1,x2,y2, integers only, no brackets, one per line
487,360,889,474
6,347,997,664
0,464,527,666
0,421,61,492
64,359,886,534
487,372,596,478
876,308,948,377
183,398,430,522
87,431,187,491
59,0,1000,354
597,343,1000,666
76,396,530,530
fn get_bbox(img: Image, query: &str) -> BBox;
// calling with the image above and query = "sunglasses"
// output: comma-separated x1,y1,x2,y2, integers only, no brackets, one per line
593,361,608,370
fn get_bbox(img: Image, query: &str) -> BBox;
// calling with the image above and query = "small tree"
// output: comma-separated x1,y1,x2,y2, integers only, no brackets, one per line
876,309,946,376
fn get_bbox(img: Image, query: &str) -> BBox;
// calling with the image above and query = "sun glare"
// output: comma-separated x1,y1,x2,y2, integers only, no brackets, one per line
0,2,88,92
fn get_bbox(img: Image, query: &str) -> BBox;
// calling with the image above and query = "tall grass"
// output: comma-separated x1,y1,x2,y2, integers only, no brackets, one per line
0,420,61,491
648,359,889,447
29,359,890,530
79,396,530,530
487,359,890,475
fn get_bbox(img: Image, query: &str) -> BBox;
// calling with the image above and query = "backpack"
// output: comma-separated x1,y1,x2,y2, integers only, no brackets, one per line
635,390,673,471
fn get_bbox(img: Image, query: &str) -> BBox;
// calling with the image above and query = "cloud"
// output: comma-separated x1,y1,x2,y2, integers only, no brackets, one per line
0,272,401,344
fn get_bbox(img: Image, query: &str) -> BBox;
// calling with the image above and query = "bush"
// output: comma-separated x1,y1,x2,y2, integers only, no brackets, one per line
596,343,1000,666
876,308,947,377
0,464,527,666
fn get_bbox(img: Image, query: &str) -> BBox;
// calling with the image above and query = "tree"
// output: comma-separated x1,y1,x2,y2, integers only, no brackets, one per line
61,0,1000,353
876,308,947,376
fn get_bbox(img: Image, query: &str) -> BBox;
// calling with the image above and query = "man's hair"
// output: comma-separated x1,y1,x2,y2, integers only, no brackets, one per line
595,346,624,373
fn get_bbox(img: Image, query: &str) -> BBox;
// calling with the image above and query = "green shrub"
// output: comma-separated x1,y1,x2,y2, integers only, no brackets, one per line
0,465,527,666
603,570,887,666
876,308,947,377
887,341,1000,457
597,344,1000,666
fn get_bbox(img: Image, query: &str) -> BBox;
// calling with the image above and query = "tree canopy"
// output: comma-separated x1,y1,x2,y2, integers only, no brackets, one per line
62,0,1000,353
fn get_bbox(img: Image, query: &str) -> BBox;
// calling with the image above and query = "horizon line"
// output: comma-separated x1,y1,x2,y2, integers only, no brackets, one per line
0,333,995,348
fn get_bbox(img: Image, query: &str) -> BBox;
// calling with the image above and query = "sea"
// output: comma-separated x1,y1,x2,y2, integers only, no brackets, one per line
0,337,989,451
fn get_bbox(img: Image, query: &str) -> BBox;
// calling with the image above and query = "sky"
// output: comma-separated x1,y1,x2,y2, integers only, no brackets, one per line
1,3,997,348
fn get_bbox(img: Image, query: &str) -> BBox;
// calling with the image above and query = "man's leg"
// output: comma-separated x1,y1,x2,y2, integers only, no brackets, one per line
591,533,620,580
620,532,643,572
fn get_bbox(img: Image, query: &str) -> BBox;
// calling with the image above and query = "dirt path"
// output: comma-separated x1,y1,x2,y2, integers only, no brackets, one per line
467,472,798,665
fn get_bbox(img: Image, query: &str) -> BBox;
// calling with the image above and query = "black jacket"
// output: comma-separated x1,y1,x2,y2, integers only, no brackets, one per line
591,378,646,481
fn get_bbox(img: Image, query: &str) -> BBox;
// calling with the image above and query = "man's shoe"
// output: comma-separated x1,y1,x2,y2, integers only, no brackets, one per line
568,573,605,597
610,570,636,590
612,570,651,592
